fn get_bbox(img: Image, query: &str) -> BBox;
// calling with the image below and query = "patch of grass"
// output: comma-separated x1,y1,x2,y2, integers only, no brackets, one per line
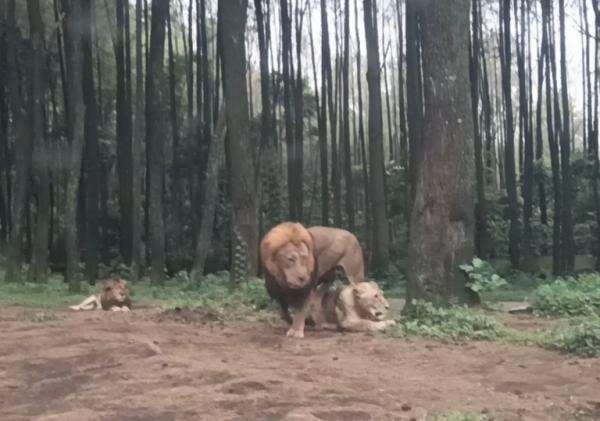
0,277,92,308
532,273,600,317
550,316,600,357
388,300,509,342
432,412,493,421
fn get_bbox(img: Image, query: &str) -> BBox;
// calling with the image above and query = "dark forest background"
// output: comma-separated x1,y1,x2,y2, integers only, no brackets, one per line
0,0,599,303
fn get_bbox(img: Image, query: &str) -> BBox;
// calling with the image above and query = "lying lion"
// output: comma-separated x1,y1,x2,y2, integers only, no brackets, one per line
69,278,132,312
308,281,396,332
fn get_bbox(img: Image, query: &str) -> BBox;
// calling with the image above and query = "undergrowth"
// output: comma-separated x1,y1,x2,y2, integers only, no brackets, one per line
387,300,600,357
532,273,600,317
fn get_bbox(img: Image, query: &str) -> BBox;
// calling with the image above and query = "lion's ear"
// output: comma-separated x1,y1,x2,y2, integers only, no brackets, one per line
352,287,361,297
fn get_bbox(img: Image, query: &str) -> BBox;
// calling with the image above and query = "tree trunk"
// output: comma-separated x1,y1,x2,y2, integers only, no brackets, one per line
499,0,520,268
28,0,51,283
82,0,100,283
407,0,475,304
218,0,259,278
4,0,33,282
64,0,86,291
116,0,134,265
146,0,168,284
341,0,354,230
363,0,390,269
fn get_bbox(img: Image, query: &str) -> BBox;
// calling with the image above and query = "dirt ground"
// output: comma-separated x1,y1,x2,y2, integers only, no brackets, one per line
1,306,599,421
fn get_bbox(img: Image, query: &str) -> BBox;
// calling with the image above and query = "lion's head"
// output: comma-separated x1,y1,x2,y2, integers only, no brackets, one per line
352,281,390,321
102,278,130,303
260,222,316,289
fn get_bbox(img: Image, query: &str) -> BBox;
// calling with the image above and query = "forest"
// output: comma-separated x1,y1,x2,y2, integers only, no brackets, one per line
2,0,600,419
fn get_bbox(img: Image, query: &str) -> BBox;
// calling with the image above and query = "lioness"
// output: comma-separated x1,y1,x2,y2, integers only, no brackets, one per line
309,281,396,332
261,222,317,338
69,278,132,312
308,226,366,286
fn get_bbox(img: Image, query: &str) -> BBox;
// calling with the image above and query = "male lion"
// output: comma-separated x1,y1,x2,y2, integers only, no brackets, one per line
260,222,317,338
69,277,132,312
307,226,366,286
309,281,396,332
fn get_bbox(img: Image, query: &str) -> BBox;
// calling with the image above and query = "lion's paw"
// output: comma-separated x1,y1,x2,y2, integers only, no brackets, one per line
375,320,395,331
286,327,305,338
69,305,81,311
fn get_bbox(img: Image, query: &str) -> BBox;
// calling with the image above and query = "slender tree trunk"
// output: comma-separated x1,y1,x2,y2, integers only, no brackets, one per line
63,0,86,291
363,0,390,269
82,0,100,283
5,0,33,282
116,0,134,264
293,2,305,221
321,0,342,226
558,0,574,272
132,0,144,279
146,0,168,284
499,0,520,267
28,0,51,283
407,0,475,304
341,0,354,229
219,0,259,278
396,0,407,168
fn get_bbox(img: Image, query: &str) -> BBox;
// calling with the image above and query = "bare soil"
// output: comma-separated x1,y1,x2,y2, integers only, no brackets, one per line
1,306,599,421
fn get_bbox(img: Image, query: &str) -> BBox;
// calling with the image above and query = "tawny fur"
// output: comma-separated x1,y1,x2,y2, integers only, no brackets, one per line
70,278,132,312
308,226,367,286
308,281,395,332
260,222,317,338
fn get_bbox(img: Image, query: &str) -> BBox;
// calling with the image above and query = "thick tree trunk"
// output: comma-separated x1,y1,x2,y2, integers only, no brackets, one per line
407,0,475,303
218,0,259,278
363,0,390,269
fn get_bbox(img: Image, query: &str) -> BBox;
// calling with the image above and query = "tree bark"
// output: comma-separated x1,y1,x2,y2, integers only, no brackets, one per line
218,0,259,277
407,0,475,303
363,0,390,269
146,0,168,284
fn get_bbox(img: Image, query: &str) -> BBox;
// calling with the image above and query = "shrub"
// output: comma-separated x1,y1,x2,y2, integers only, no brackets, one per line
533,274,600,317
551,317,600,357
390,300,508,342
459,258,508,297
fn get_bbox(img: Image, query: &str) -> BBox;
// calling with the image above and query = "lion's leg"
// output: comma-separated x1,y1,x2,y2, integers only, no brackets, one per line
336,248,366,285
70,295,100,311
286,294,313,339
339,317,396,332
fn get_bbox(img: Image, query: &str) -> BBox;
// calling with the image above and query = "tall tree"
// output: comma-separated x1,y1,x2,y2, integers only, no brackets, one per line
558,0,574,272
27,0,51,283
499,0,520,267
63,0,86,291
363,0,390,269
321,0,342,226
341,0,355,229
146,0,169,284
82,0,100,282
395,0,407,168
219,0,259,277
116,0,134,264
407,0,475,303
4,0,32,282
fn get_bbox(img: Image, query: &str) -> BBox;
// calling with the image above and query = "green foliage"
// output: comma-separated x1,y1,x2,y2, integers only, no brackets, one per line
533,273,600,317
551,317,600,357
0,277,92,308
434,412,493,421
390,300,508,342
460,258,508,295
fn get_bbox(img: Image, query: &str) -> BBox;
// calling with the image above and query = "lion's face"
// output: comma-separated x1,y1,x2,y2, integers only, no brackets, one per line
103,278,129,303
353,281,390,321
274,241,314,289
